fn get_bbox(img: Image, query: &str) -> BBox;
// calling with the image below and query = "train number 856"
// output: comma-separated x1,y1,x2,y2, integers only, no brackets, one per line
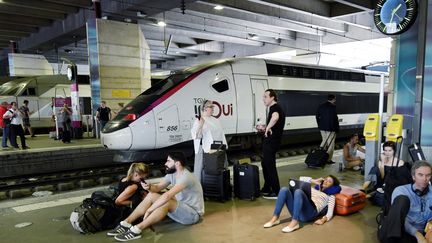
167,126,178,131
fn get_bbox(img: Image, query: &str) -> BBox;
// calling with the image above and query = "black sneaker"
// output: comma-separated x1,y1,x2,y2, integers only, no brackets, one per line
107,224,130,237
263,192,278,200
327,160,336,164
114,229,142,242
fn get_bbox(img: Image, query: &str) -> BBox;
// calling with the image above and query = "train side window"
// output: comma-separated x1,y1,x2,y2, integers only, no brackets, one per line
23,87,36,96
212,79,229,93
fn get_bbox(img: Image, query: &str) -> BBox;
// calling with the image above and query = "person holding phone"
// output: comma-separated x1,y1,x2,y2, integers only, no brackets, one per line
115,163,150,211
263,175,341,233
108,152,204,242
190,99,228,182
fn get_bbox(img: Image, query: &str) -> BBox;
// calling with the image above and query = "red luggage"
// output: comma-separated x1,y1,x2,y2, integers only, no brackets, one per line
334,185,366,215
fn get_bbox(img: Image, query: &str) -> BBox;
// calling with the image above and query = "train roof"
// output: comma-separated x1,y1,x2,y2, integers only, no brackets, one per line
174,58,387,77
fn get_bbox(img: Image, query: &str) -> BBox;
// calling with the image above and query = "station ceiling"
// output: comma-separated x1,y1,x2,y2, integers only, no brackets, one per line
0,0,384,70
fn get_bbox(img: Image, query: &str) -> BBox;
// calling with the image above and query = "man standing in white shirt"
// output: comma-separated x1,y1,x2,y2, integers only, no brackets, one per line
5,102,28,149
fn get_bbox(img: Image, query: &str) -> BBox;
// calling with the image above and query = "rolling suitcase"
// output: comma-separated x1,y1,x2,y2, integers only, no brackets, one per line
201,169,231,202
305,133,335,168
335,185,366,215
408,143,426,162
233,164,260,200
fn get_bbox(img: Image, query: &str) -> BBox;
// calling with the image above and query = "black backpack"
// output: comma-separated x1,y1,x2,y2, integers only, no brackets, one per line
70,191,124,234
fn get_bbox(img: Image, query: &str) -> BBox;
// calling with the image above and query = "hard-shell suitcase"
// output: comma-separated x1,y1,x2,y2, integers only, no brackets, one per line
233,164,260,200
408,143,426,162
201,169,231,202
335,185,366,215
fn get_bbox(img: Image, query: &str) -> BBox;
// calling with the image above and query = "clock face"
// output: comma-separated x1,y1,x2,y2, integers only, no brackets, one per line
374,0,417,35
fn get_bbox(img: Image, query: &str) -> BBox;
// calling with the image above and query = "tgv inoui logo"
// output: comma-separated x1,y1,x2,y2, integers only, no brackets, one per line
193,98,233,118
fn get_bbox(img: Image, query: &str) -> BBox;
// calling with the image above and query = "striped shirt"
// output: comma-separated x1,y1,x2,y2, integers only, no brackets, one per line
311,188,336,220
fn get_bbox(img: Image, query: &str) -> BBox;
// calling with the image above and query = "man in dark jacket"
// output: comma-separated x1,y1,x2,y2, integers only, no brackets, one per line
315,94,339,164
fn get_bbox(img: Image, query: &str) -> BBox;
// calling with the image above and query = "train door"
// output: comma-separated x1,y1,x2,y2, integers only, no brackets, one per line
155,104,180,148
250,79,268,127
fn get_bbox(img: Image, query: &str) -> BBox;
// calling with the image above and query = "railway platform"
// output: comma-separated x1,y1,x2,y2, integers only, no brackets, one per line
0,134,114,178
0,151,380,243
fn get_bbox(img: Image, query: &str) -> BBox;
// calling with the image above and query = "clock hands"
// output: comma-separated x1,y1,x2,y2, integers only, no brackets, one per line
389,3,402,24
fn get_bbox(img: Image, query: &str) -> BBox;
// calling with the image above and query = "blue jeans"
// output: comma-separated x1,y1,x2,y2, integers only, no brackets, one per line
273,187,318,222
2,125,10,147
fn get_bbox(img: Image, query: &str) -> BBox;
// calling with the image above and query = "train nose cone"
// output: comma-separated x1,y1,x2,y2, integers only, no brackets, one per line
101,127,132,150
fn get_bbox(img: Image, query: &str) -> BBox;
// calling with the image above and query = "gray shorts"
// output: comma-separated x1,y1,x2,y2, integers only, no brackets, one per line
167,201,200,225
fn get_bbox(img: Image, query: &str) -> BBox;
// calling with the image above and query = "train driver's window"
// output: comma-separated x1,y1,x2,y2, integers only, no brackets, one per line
211,79,229,93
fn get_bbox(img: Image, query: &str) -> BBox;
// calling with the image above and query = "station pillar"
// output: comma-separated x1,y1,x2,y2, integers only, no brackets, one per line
86,18,151,135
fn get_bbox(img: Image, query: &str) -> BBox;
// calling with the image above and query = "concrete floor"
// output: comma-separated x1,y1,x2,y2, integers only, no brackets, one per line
0,152,380,243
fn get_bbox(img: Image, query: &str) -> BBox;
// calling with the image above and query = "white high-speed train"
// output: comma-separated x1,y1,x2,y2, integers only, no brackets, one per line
101,58,386,162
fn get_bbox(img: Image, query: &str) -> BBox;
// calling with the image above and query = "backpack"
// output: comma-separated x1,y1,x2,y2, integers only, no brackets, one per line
70,191,123,234
2,109,13,126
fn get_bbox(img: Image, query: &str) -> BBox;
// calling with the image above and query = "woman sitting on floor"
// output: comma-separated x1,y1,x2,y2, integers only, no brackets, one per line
115,162,150,213
361,141,405,196
342,133,365,170
263,175,341,233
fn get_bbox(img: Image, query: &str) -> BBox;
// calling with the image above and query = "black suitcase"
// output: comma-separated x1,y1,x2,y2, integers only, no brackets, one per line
305,133,335,168
305,148,328,168
408,143,426,162
233,164,260,200
203,150,226,175
201,169,231,202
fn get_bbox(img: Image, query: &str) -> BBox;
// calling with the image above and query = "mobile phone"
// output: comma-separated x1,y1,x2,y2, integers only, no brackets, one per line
140,178,146,183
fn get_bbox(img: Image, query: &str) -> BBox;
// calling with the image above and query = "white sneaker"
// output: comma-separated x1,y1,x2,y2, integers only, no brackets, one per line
352,166,361,171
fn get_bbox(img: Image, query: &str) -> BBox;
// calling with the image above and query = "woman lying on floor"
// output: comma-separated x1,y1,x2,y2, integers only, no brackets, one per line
263,175,341,233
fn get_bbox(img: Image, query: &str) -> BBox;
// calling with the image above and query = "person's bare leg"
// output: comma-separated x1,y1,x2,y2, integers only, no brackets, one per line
362,181,371,191
287,219,299,228
135,199,178,230
346,160,362,169
267,215,279,224
124,192,161,224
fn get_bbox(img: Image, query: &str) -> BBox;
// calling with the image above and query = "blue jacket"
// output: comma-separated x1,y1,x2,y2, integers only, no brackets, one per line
392,184,432,236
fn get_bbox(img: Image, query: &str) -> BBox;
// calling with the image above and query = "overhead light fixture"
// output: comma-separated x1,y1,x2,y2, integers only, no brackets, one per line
214,5,224,10
248,34,259,40
157,20,167,27
137,11,146,18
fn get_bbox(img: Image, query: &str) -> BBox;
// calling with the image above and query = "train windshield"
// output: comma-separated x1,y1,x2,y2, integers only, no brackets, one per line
102,72,192,133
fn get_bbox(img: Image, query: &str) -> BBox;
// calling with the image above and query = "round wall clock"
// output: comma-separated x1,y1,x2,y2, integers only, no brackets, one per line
374,0,418,35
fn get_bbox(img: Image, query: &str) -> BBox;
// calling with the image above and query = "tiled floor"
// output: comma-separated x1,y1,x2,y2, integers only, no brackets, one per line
0,152,380,243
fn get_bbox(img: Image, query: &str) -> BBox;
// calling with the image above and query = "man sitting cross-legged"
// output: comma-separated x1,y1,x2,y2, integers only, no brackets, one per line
108,152,204,242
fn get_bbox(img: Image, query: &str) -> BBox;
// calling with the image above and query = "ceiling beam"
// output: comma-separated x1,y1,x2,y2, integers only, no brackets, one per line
0,5,66,19
0,0,79,13
332,0,374,11
0,14,52,27
0,24,38,33
0,31,29,38
141,23,264,46
42,0,93,8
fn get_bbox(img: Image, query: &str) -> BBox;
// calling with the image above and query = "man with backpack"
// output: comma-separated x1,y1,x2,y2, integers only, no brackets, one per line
107,152,204,242
378,161,432,243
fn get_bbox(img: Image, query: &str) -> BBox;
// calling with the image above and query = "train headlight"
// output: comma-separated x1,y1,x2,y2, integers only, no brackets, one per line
123,113,138,121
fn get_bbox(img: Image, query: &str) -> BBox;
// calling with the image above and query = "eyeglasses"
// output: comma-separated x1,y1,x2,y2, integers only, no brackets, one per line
205,106,214,108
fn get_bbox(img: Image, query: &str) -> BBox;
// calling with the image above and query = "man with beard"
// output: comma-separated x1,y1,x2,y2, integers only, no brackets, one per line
108,152,204,242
